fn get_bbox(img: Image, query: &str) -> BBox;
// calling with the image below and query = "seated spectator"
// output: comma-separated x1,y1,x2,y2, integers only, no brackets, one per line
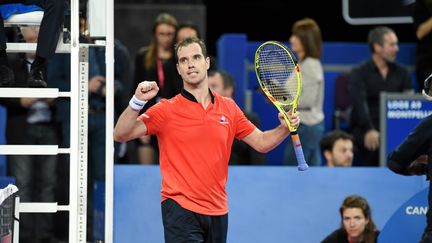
322,195,379,243
208,69,266,165
320,130,354,167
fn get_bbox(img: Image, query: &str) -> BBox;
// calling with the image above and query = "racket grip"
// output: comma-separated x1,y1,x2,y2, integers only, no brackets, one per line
290,133,308,171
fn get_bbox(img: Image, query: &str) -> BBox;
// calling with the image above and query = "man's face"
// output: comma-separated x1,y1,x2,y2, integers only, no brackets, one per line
176,43,210,86
208,73,227,96
326,139,353,167
176,27,198,43
376,32,399,63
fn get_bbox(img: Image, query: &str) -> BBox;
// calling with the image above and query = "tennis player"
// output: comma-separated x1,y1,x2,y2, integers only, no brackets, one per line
114,37,299,243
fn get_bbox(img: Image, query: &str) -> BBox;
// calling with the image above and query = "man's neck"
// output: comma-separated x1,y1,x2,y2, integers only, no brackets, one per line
372,54,388,70
184,83,211,107
372,54,389,79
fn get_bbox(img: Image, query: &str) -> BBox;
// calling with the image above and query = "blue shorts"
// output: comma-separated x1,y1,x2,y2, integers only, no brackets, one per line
161,198,228,243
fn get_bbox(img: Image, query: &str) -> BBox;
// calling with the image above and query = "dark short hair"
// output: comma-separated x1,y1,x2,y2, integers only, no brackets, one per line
176,22,201,39
208,70,235,91
367,26,395,53
319,130,353,153
174,37,208,62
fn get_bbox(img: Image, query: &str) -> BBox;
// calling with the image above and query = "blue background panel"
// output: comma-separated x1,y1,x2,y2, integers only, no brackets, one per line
114,165,428,243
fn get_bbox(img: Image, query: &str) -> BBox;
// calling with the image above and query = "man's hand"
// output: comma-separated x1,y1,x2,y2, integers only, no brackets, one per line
364,129,379,151
135,81,159,101
20,98,37,108
407,155,428,176
89,75,105,93
278,110,300,130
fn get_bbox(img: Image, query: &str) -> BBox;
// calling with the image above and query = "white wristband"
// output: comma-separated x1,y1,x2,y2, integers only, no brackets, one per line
129,95,147,111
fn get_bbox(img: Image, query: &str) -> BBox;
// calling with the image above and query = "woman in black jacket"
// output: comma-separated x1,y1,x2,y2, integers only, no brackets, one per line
322,195,379,243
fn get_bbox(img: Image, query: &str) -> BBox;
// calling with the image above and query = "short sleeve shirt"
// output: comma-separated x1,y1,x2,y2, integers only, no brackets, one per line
139,90,256,215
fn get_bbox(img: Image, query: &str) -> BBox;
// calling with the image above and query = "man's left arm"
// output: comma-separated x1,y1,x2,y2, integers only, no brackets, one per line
242,112,299,153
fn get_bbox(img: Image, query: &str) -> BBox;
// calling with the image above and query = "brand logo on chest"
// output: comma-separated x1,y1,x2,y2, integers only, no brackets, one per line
219,115,229,124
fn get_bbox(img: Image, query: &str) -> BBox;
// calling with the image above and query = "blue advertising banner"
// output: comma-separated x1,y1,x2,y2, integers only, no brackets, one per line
380,93,432,166
115,165,429,243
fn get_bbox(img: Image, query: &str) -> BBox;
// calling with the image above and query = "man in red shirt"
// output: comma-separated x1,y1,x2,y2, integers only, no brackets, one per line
114,37,300,243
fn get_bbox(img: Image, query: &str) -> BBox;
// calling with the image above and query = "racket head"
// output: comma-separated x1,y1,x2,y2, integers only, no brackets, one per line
254,41,302,109
254,41,308,170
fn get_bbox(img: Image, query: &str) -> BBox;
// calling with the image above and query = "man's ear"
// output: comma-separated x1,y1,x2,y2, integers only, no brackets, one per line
176,63,181,75
206,57,210,70
324,150,333,166
373,42,381,53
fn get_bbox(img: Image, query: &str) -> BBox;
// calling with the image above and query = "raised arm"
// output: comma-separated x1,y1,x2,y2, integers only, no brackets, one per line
242,112,299,153
114,81,159,142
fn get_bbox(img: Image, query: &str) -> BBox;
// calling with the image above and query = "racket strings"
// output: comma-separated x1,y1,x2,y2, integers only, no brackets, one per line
257,46,298,105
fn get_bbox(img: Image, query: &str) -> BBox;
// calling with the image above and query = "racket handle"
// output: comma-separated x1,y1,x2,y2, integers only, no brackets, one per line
290,133,308,171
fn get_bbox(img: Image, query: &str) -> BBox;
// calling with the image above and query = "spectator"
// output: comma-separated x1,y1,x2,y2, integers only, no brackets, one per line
208,70,266,165
133,12,182,164
348,26,413,166
284,18,325,166
320,130,354,167
322,195,379,243
176,22,200,43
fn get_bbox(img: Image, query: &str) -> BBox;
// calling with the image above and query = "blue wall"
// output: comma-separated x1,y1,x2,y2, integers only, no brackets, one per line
217,34,416,165
114,165,428,243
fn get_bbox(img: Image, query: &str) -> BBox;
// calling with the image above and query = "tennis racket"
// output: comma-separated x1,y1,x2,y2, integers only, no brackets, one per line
254,41,308,171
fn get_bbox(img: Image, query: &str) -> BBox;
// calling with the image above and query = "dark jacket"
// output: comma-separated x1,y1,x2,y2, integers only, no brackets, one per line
388,114,432,233
322,228,379,243
0,54,55,144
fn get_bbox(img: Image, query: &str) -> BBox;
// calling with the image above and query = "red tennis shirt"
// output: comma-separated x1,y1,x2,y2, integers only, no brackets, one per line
139,89,256,215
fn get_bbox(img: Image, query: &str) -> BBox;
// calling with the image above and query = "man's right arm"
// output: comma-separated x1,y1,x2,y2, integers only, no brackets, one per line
114,107,147,142
114,81,159,142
